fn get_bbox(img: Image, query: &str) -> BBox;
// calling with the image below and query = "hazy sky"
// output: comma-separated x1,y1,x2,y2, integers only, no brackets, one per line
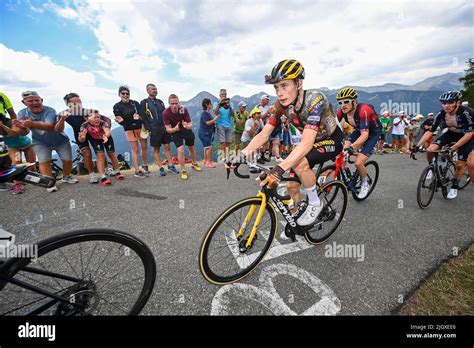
1,0,472,114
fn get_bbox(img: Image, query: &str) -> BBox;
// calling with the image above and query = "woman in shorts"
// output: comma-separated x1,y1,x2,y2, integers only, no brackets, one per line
78,110,117,186
113,86,149,176
198,98,219,167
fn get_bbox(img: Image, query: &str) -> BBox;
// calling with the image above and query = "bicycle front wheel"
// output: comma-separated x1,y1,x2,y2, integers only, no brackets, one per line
0,229,156,316
305,180,348,244
441,161,456,199
199,197,277,285
417,166,436,209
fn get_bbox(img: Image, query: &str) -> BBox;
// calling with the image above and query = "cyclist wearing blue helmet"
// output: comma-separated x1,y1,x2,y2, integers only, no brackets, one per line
414,91,474,199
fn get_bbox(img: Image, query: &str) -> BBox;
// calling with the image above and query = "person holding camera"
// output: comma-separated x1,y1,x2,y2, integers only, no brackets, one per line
213,89,235,162
391,111,409,153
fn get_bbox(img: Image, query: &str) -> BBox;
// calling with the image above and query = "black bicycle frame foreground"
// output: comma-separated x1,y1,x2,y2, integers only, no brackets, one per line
0,228,156,316
199,162,348,285
0,165,156,315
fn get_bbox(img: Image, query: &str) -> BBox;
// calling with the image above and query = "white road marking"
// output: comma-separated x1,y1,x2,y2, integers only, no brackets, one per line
225,221,315,269
211,263,341,316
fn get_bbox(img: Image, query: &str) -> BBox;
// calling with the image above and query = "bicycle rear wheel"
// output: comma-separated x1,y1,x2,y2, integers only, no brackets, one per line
199,197,277,285
305,181,348,244
0,229,156,315
352,161,379,201
417,166,436,209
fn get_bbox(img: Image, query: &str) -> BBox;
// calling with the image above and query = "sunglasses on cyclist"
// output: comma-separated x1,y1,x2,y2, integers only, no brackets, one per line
441,101,456,105
121,92,130,96
338,100,351,105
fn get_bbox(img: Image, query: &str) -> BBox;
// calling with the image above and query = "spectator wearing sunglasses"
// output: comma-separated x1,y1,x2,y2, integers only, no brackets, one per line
139,83,178,176
113,86,149,178
336,87,382,199
413,91,473,199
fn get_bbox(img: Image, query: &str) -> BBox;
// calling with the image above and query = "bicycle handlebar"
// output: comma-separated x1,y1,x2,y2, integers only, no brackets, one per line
346,154,358,164
410,145,454,161
225,162,250,180
226,161,273,180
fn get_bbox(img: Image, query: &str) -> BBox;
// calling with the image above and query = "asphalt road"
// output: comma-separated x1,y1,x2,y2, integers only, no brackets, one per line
1,152,472,315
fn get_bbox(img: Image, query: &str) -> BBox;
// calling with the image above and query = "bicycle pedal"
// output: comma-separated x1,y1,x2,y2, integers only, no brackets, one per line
293,227,306,236
283,226,297,242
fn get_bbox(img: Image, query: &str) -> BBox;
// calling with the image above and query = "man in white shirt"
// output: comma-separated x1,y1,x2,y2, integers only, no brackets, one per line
391,111,409,153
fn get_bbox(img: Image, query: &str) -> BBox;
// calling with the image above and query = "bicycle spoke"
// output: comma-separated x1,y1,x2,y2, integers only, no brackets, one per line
99,276,144,296
93,294,130,315
79,242,85,278
57,247,82,281
93,247,128,282
96,263,145,292
90,243,115,281
83,242,99,278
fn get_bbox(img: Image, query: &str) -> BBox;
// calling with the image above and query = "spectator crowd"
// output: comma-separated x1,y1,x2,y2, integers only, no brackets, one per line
0,86,466,195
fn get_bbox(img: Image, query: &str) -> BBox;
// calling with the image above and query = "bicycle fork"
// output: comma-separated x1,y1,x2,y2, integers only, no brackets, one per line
237,192,268,249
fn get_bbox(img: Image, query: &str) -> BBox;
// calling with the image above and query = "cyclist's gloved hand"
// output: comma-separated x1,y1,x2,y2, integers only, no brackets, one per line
259,165,284,189
344,146,354,155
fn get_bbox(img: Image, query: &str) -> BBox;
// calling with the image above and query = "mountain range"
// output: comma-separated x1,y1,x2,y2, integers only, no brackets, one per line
65,72,465,162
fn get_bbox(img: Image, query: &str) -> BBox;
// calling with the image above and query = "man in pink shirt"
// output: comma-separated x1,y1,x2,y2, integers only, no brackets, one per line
163,94,202,180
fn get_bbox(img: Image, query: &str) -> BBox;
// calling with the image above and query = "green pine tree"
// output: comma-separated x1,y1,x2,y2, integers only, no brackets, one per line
459,58,474,106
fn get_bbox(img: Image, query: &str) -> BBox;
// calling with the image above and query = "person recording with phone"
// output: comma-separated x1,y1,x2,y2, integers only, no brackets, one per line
213,89,235,162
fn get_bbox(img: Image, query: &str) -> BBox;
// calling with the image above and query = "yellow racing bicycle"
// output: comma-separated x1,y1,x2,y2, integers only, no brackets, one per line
199,162,348,285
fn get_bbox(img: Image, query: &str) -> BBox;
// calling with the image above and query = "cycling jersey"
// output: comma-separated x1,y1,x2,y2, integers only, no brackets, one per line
433,131,473,161
421,118,434,133
267,89,340,142
430,106,474,134
80,121,110,141
337,103,382,134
